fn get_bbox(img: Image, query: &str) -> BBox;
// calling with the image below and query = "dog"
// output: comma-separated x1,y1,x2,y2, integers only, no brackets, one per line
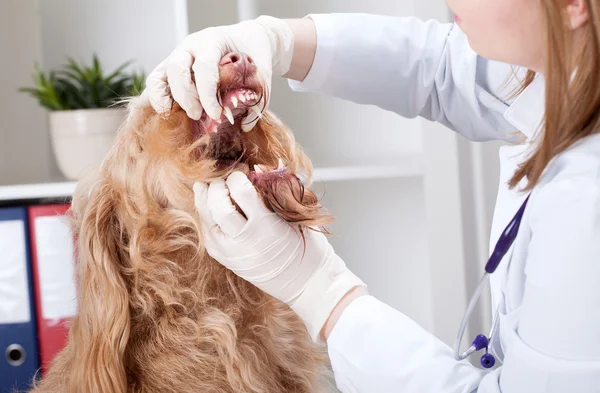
28,52,335,393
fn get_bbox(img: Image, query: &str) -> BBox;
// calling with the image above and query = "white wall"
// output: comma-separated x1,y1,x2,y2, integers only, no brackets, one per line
315,178,432,326
187,0,239,29
0,0,186,185
37,0,183,74
0,1,50,185
260,0,423,168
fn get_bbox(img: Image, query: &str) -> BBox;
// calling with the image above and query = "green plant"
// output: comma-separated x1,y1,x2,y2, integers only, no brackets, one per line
19,54,145,111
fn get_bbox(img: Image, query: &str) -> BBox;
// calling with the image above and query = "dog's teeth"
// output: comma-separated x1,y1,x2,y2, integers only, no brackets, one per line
223,106,235,125
239,94,246,103
253,165,263,174
231,96,238,108
278,158,284,169
245,92,252,101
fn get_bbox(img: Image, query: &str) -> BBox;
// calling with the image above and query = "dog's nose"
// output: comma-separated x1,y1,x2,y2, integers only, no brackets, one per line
219,52,255,73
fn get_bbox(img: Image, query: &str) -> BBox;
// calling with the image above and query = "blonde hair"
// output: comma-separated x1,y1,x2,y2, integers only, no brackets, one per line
509,0,600,190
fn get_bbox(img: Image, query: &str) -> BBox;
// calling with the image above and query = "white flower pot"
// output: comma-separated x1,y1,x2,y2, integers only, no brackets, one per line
49,108,125,180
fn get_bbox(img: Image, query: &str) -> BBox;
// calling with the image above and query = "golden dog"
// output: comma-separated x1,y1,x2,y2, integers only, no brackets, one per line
29,52,334,393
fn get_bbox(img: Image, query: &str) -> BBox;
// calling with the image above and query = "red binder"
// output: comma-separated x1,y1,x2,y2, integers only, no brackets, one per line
28,204,77,373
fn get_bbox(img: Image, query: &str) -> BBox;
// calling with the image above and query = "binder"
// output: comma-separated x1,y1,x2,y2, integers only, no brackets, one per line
28,204,77,374
0,207,40,392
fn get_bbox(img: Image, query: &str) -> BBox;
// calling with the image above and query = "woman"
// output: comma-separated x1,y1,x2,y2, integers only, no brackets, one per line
143,0,600,391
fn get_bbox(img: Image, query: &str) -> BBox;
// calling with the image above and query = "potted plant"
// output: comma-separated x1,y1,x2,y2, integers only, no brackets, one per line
20,55,145,180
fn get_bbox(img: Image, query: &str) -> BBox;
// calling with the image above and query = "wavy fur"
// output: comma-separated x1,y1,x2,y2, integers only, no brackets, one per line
28,97,334,393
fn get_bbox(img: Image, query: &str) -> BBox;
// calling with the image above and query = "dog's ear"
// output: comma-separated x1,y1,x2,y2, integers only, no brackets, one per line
67,181,130,393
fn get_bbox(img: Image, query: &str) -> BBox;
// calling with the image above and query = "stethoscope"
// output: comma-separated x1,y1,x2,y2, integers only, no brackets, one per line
453,194,531,369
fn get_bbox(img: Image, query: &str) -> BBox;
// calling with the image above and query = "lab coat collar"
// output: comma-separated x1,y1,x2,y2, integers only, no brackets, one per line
503,74,545,140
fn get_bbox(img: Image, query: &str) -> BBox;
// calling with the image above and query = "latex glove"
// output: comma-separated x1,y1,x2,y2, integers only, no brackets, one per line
142,15,293,132
193,172,366,342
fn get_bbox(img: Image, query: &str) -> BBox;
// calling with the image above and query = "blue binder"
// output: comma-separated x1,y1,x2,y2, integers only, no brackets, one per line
0,207,40,392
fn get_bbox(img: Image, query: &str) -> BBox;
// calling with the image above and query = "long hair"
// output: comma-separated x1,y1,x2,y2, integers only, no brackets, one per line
509,0,600,190
29,99,333,393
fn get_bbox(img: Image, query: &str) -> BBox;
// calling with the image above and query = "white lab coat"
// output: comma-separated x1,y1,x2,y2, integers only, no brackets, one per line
288,14,600,392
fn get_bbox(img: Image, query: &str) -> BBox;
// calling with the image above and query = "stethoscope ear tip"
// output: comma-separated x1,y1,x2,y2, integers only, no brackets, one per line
480,353,496,369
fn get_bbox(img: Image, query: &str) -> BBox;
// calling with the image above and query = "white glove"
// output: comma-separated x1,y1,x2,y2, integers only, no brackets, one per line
193,172,366,342
143,15,294,131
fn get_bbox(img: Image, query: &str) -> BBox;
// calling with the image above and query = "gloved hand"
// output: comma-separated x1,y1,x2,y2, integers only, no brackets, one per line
193,172,366,342
143,15,294,132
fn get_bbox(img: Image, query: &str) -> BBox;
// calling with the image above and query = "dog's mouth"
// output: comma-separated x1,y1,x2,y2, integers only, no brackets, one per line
191,52,268,170
197,87,259,169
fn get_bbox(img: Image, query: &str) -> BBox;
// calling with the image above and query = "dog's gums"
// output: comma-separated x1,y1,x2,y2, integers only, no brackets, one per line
29,52,333,393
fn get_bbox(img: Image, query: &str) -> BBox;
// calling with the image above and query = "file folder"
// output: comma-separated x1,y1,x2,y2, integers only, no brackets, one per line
0,207,40,392
28,204,77,373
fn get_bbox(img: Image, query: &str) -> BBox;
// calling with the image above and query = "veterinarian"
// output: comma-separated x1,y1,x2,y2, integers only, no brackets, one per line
143,0,600,391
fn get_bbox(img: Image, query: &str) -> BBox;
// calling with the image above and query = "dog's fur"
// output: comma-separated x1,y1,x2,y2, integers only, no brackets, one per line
29,54,334,393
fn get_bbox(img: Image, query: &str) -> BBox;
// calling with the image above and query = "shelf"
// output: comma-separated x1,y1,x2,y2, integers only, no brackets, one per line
0,157,423,202
0,182,77,202
312,163,423,183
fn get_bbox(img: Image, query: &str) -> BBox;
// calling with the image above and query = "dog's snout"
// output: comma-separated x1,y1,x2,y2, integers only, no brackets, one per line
220,52,241,65
219,52,255,73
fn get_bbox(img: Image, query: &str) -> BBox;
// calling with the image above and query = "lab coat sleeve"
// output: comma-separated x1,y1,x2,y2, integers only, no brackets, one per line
326,295,487,393
326,179,600,393
288,14,523,142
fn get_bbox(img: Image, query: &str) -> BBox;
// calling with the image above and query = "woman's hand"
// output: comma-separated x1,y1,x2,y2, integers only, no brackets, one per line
142,16,294,131
193,172,366,342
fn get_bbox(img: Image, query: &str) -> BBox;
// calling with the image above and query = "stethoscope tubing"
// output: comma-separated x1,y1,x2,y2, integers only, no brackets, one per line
454,273,490,360
453,194,531,367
